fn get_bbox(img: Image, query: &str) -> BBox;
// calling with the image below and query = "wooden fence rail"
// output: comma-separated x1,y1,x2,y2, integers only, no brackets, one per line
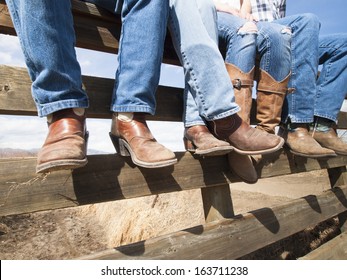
1,0,347,259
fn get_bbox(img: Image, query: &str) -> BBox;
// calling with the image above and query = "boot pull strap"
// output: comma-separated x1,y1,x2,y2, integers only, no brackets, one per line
232,78,254,90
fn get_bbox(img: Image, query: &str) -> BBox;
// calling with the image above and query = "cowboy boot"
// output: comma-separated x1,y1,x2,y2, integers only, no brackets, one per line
225,63,258,183
256,69,291,134
225,63,254,124
183,125,234,156
207,113,284,155
279,123,336,158
36,108,88,173
110,113,177,168
310,118,347,156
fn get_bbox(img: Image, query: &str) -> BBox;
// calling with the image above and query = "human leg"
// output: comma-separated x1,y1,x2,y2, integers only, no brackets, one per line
311,34,347,155
108,0,177,168
255,21,291,133
6,0,89,172
274,13,335,157
217,12,258,183
218,12,257,124
169,0,283,155
179,0,234,156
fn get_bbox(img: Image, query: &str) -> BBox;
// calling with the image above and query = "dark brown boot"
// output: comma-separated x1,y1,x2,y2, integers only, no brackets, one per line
279,124,336,158
256,70,291,134
184,125,234,156
311,127,347,156
207,114,284,155
225,63,254,124
110,113,177,168
36,108,88,173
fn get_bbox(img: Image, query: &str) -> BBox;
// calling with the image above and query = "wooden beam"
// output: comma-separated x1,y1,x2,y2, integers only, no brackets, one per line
79,185,347,259
0,65,184,121
0,153,233,216
299,231,347,260
1,151,347,216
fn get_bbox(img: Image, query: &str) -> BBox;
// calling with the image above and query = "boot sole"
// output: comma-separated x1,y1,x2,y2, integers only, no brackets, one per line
289,150,337,158
36,158,88,174
232,137,285,155
187,146,234,156
109,133,177,168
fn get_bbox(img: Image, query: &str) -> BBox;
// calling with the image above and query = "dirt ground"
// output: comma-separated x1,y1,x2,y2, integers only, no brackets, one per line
0,170,342,260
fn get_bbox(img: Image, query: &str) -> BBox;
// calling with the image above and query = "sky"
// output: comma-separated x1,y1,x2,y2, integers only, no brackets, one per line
0,0,347,153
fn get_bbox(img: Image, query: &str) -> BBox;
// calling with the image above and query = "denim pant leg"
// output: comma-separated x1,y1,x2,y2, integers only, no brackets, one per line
168,0,239,127
218,12,256,73
5,0,89,117
274,13,320,124
256,22,291,81
110,0,169,114
314,34,347,123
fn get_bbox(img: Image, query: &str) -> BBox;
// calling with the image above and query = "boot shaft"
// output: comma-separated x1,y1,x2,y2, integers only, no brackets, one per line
225,63,254,124
256,70,291,134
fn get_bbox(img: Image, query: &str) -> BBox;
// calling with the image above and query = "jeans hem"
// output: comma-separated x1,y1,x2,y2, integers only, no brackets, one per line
38,100,89,117
111,105,155,115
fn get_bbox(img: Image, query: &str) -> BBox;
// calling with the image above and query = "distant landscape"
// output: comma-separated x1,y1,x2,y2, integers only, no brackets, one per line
0,148,38,158
0,148,107,158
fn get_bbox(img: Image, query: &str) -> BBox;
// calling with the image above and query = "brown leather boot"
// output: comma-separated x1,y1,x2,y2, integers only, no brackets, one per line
225,63,254,124
184,125,234,156
311,127,347,156
279,124,336,158
225,64,258,183
256,70,291,134
207,114,284,155
110,113,177,168
36,108,88,173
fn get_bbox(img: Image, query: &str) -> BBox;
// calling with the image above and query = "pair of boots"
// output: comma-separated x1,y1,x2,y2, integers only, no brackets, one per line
281,118,347,158
226,63,290,183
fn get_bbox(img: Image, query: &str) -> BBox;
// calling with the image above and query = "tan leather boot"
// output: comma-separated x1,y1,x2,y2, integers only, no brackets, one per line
110,113,177,168
184,125,234,156
256,70,291,134
311,127,347,156
36,108,88,173
279,124,336,158
225,63,254,124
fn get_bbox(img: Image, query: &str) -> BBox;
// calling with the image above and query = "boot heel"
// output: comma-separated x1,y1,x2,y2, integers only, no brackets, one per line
109,133,130,156
183,137,196,152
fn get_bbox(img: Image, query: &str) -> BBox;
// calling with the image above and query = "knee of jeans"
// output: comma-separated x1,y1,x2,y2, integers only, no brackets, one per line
238,21,258,35
280,26,292,44
300,13,321,30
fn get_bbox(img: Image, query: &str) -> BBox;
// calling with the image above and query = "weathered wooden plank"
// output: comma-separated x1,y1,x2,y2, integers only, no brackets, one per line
0,0,179,64
201,184,235,222
0,65,184,121
79,185,347,259
0,153,233,216
1,150,347,217
299,231,347,260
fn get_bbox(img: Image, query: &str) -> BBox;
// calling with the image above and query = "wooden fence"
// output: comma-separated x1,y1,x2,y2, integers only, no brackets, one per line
0,0,346,259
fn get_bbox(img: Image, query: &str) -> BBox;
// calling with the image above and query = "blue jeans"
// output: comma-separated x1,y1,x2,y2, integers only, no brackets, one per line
7,0,168,117
110,0,169,114
83,0,169,114
273,13,321,124
6,0,89,117
218,13,291,81
168,0,239,127
315,33,347,123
